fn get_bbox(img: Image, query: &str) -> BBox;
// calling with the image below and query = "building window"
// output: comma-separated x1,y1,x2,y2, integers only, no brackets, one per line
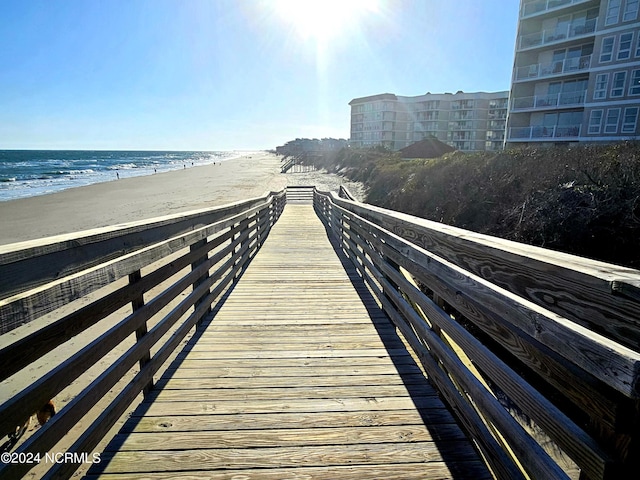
606,0,622,25
594,73,609,99
618,33,634,60
630,70,640,95
611,71,627,97
600,36,615,62
623,0,639,21
622,107,639,133
605,108,621,133
588,110,604,134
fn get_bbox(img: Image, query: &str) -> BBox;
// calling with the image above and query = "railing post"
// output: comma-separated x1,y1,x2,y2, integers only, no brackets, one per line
232,220,246,283
190,238,211,328
129,269,153,396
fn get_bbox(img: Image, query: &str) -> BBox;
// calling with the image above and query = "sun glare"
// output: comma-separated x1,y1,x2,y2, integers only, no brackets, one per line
273,0,379,43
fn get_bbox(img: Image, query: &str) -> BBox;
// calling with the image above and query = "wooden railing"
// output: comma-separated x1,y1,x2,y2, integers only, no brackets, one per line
0,190,285,479
3,184,639,479
315,188,640,480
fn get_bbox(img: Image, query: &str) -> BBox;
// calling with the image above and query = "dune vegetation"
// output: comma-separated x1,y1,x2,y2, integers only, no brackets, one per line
279,140,640,268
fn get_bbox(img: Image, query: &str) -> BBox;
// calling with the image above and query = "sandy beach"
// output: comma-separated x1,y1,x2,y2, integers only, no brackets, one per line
0,152,364,245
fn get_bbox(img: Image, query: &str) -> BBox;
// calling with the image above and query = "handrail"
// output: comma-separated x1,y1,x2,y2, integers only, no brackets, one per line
314,188,640,479
0,189,286,479
0,193,280,331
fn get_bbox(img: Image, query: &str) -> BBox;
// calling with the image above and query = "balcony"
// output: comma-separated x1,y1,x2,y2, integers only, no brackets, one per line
509,124,581,140
515,55,591,81
451,113,475,121
488,111,508,119
511,91,586,111
448,122,476,131
486,134,506,142
520,0,592,18
451,102,474,110
518,19,596,50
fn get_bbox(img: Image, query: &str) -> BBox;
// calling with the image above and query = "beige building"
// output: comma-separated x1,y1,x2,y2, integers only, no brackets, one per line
507,0,640,145
349,91,509,152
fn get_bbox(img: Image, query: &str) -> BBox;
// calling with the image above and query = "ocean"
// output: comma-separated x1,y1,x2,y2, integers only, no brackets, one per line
0,150,248,202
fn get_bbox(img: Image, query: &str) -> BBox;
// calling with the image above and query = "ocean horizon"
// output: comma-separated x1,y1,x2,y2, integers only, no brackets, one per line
0,150,257,202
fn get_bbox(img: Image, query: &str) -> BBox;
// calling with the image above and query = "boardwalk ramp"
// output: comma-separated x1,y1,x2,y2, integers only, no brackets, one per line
2,186,640,479
89,204,489,478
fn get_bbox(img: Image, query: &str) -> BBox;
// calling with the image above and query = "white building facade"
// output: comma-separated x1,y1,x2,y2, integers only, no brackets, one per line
349,91,509,152
507,0,640,145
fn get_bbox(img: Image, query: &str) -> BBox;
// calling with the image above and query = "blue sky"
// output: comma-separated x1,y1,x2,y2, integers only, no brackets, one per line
0,1,519,150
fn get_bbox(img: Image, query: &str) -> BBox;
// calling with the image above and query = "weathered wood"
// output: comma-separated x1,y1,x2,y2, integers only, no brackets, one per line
315,189,640,479
129,269,152,396
32,251,251,480
341,202,640,399
122,409,458,433
154,373,429,389
342,208,613,478
0,203,269,338
149,384,437,402
379,247,611,479
85,204,488,480
339,232,530,480
345,206,630,428
96,442,482,474
0,193,284,480
0,216,251,383
165,363,425,377
0,192,282,301
0,225,256,439
110,424,467,451
0,246,250,480
329,193,640,350
85,462,491,480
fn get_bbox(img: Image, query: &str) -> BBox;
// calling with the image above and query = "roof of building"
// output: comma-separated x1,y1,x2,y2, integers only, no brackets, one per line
348,93,398,105
399,138,456,158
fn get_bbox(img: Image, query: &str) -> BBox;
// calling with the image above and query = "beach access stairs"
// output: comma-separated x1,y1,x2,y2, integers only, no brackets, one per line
1,186,640,479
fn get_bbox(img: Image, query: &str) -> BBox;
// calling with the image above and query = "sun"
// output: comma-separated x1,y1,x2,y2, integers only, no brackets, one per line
272,0,380,43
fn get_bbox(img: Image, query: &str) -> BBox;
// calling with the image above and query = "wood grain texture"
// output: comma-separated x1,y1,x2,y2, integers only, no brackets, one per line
86,462,491,480
88,204,489,479
328,194,640,351
318,192,640,478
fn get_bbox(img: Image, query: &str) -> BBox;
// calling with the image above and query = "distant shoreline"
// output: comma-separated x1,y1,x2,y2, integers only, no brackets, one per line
0,150,257,203
0,152,365,246
0,152,287,245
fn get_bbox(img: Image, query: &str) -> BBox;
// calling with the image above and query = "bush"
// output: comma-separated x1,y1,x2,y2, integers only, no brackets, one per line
326,142,640,268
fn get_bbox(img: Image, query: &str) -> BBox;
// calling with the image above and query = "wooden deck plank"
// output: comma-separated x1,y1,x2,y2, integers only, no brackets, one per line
147,384,438,402
121,409,459,433
108,424,469,451
96,442,481,473
89,204,489,479
87,461,492,480
154,373,429,389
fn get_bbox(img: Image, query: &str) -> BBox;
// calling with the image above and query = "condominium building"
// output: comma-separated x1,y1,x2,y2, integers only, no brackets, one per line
507,0,640,145
349,91,509,152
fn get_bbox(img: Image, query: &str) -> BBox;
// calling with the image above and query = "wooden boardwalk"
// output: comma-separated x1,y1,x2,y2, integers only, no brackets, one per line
88,204,491,479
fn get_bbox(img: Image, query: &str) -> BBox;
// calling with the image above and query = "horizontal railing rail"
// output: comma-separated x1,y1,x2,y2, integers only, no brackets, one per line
0,193,279,330
314,188,640,480
0,189,286,479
